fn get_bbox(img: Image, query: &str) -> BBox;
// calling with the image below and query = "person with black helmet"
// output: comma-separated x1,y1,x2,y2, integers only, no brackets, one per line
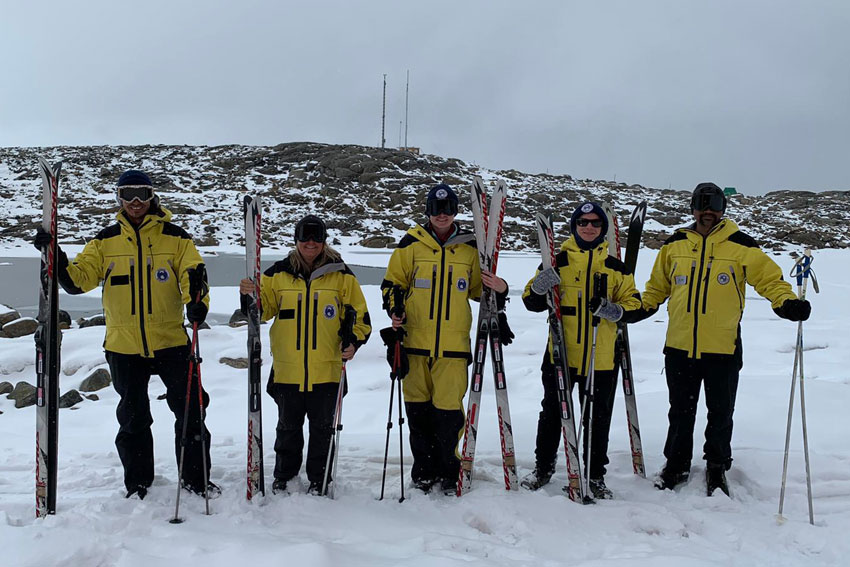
520,202,642,498
635,182,811,496
381,183,510,495
239,214,371,495
33,170,214,500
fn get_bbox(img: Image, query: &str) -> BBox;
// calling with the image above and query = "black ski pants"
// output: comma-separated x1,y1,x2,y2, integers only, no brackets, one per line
663,350,740,473
405,400,464,484
106,345,211,492
534,359,618,480
268,381,338,485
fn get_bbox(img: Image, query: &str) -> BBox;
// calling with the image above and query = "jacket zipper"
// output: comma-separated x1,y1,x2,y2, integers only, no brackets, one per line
429,264,437,320
579,251,594,375
133,226,150,357
129,259,136,315
576,290,582,345
312,291,319,350
433,248,447,356
730,266,744,311
303,281,310,391
445,265,453,321
147,257,153,315
296,292,303,349
691,237,707,357
687,260,696,312
701,260,713,315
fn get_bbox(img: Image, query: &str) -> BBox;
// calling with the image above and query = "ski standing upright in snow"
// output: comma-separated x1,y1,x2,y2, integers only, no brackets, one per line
243,195,265,500
458,177,517,495
35,157,62,518
534,212,586,503
601,201,648,478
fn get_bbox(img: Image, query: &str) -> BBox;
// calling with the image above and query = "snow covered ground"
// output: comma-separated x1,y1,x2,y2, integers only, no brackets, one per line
1,245,848,567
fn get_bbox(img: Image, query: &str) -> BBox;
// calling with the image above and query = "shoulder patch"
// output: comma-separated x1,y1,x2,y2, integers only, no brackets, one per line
663,232,689,246
161,222,193,240
94,224,122,240
728,231,760,249
554,251,569,268
604,255,631,275
397,234,419,249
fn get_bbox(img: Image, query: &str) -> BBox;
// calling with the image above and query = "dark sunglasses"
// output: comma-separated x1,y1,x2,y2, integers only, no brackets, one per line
295,222,327,243
576,218,604,227
426,199,458,217
118,185,154,203
692,193,725,212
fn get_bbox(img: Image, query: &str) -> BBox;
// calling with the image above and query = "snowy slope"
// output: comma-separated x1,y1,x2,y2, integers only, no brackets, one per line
0,246,848,567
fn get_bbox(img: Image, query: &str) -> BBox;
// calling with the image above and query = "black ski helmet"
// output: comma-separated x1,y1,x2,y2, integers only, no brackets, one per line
690,182,726,213
294,214,328,243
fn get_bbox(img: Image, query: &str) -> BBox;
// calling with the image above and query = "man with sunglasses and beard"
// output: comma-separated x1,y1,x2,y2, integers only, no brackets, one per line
381,183,509,495
239,214,371,495
521,202,641,499
634,182,811,496
33,170,214,500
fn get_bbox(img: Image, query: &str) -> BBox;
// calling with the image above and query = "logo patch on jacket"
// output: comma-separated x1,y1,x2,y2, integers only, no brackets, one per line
324,304,336,319
717,273,730,285
155,268,169,282
674,275,688,286
456,277,468,291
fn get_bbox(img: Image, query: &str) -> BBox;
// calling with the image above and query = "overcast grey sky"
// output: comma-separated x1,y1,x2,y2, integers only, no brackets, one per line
2,1,848,195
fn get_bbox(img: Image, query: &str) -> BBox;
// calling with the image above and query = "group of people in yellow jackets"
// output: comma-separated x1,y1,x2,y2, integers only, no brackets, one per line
38,170,812,501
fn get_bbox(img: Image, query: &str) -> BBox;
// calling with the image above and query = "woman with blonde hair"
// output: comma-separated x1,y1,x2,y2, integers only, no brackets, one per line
240,214,371,495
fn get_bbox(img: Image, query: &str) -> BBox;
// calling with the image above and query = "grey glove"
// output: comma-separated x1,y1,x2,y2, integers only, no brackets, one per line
588,297,623,322
531,267,560,295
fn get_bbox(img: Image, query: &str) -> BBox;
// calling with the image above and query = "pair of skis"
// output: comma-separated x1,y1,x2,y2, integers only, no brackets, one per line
35,157,62,518
243,196,265,500
457,177,518,495
601,201,648,478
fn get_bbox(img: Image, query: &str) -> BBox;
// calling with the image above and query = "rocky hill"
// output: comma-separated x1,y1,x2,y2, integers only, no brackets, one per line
1,143,847,252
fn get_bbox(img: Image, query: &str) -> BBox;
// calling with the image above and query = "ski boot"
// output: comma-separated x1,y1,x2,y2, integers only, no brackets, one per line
706,463,730,497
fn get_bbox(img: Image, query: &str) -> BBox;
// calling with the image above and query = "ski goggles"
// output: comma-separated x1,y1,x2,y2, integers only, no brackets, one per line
576,218,604,227
692,192,725,212
425,198,458,217
295,220,327,243
118,185,155,203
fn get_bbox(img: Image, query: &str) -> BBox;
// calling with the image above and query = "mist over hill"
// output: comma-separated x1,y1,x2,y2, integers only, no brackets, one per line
1,143,847,252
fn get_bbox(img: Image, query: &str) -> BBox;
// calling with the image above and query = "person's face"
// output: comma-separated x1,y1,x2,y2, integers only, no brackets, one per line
296,239,323,265
576,212,603,242
693,208,723,232
429,213,456,233
121,198,151,224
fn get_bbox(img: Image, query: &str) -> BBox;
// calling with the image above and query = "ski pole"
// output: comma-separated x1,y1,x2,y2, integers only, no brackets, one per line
379,331,406,502
778,250,817,525
379,369,396,501
322,306,356,498
193,323,211,516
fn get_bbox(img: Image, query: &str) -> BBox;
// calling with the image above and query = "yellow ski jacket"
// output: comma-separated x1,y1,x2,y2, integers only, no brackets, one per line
523,237,641,375
641,218,797,358
381,224,484,360
260,256,371,391
61,207,208,357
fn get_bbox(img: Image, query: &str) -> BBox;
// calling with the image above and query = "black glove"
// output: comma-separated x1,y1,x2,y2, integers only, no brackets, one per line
380,326,409,380
774,299,811,322
497,312,514,346
34,229,53,251
186,302,208,325
187,264,209,303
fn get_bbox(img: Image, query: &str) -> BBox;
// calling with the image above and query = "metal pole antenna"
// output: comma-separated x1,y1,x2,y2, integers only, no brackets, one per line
381,74,386,149
404,69,409,149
